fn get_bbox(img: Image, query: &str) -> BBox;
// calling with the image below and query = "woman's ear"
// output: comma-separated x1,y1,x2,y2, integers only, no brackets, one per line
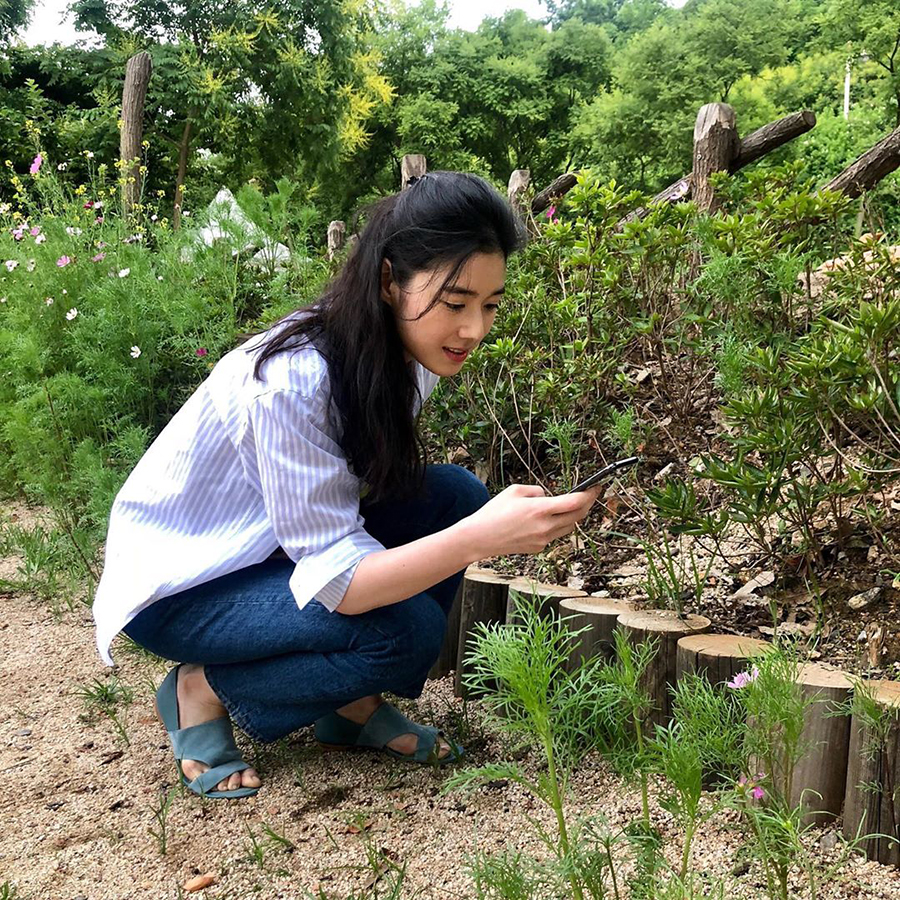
380,259,396,307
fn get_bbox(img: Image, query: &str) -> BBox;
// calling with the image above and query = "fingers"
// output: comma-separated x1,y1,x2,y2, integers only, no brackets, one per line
508,483,547,498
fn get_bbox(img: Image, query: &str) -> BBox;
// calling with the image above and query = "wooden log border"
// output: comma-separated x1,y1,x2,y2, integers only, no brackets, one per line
438,565,897,867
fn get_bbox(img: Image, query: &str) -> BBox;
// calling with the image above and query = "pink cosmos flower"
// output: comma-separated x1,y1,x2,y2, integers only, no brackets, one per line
546,205,560,225
29,154,42,175
29,226,40,237
56,255,72,268
751,785,765,800
195,348,208,357
84,200,94,209
12,226,24,241
91,252,106,263
738,774,766,800
727,666,760,689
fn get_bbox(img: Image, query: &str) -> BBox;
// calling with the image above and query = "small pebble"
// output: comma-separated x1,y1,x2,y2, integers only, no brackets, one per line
16,728,32,736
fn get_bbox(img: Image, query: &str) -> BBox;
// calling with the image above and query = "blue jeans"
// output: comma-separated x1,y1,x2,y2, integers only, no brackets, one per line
122,464,489,743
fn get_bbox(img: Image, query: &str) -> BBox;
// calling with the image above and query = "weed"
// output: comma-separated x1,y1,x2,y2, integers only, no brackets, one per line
148,785,177,855
75,675,134,745
0,882,19,900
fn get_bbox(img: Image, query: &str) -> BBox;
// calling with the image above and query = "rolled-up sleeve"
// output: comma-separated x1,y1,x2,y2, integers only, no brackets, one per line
242,387,384,612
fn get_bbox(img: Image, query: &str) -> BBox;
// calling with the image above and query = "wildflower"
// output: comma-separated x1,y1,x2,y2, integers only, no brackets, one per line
57,162,67,171
11,226,24,241
0,296,6,302
29,226,40,237
29,154,42,175
157,275,163,281
95,216,104,224
183,210,191,218
150,214,158,222
35,234,46,244
45,297,53,305
546,205,556,219
130,345,141,358
66,308,78,320
91,252,106,263
62,289,67,294
94,201,103,209
65,226,82,236
727,666,760,689
738,774,766,801
83,200,94,209
84,150,94,159
56,255,72,267
26,259,35,272
0,202,10,214
4,259,18,271
118,267,130,278
196,347,208,357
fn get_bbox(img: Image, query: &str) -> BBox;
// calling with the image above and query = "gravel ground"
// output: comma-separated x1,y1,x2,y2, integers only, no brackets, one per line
3,503,900,899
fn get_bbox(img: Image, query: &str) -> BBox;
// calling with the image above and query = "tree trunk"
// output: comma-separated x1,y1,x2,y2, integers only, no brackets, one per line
559,597,634,672
327,220,346,260
617,610,711,729
531,172,578,215
120,51,152,218
691,102,739,214
791,663,853,827
401,154,427,189
843,680,900,864
173,118,193,231
504,575,586,626
429,578,464,680
454,568,515,698
820,124,900,199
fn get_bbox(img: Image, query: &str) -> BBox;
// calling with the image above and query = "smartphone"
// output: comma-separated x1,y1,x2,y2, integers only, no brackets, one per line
568,456,640,494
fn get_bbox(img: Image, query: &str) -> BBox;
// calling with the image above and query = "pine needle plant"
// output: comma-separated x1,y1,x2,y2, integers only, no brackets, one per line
444,591,637,900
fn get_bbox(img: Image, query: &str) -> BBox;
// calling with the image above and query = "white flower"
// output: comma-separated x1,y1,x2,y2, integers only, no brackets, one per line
93,200,103,209
65,226,82,236
182,210,191,218
130,345,141,358
57,162,68,171
85,151,94,159
45,297,53,306
4,259,18,271
0,203,10,214
118,268,130,278
66,308,78,320
34,234,46,244
62,288,67,294
25,259,35,272
0,297,6,303
150,214,158,222
157,275,163,281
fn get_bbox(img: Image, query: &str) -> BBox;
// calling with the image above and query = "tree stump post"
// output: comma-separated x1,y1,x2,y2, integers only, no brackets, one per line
618,610,711,728
429,578,464,680
791,664,853,826
531,172,578,216
327,220,346,260
507,168,533,234
559,597,634,672
820,125,900,199
401,154,427,189
675,634,770,686
691,102,739,214
504,576,586,626
843,680,900,864
455,568,515,698
120,51,152,217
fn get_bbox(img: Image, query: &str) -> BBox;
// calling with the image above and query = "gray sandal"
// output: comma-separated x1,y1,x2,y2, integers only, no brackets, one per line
314,703,464,765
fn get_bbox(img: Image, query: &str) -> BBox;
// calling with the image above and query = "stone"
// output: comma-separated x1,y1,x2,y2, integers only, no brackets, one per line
848,587,881,611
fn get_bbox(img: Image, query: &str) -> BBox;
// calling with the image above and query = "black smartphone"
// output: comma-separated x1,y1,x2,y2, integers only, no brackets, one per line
568,456,640,494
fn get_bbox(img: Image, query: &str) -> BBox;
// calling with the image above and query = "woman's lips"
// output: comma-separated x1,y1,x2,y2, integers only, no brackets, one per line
443,347,469,363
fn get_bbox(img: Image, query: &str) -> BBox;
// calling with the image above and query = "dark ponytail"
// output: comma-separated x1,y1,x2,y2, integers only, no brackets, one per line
251,171,523,501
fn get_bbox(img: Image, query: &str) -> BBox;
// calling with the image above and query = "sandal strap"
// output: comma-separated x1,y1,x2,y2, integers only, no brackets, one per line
188,759,253,796
357,703,440,761
169,716,244,769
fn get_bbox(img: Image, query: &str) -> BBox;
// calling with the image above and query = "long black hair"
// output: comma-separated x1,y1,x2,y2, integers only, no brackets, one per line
251,171,524,501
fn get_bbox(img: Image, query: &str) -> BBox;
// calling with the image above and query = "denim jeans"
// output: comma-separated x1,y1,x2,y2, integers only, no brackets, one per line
122,464,489,743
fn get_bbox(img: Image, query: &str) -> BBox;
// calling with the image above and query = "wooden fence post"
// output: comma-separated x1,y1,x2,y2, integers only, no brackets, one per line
327,220,346,260
692,102,738,214
120,51,152,217
401,154,427,189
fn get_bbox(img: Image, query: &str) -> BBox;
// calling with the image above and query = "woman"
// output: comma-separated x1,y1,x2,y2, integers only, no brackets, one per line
92,171,599,799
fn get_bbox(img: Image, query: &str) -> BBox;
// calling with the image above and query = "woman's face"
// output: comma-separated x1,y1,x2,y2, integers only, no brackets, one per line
382,251,507,376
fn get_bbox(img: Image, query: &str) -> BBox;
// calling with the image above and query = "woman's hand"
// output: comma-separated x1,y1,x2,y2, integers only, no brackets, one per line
458,483,602,559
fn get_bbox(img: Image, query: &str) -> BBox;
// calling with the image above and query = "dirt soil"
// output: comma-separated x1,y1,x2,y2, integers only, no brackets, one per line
3,501,900,900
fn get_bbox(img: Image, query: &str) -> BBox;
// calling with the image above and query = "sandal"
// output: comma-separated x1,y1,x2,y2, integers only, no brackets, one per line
314,703,464,766
155,665,260,799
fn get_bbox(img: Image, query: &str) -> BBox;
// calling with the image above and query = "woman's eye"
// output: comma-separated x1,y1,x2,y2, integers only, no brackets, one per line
486,303,500,312
443,302,466,312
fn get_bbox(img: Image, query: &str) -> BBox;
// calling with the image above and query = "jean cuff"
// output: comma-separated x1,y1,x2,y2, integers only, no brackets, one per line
203,664,268,744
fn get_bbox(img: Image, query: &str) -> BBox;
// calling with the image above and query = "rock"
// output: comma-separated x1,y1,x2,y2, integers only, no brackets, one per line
654,462,675,483
819,831,839,852
16,728,32,736
732,571,775,600
848,587,881,611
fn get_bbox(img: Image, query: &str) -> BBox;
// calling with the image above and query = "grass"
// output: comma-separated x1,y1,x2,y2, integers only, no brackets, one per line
74,675,134,745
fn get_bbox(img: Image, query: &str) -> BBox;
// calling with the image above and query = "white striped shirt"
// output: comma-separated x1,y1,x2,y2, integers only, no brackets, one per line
92,322,440,665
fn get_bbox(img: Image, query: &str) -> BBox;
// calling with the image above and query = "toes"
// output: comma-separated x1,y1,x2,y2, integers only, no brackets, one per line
243,768,261,788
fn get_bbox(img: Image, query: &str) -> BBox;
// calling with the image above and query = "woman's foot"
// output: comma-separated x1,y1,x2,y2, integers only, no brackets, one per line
335,695,452,759
157,664,262,793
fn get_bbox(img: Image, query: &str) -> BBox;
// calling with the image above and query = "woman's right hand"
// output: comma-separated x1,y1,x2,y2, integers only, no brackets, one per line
459,483,602,559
